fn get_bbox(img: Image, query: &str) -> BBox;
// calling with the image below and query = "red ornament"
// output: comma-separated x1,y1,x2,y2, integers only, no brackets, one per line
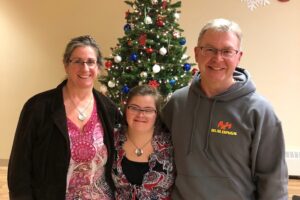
162,0,168,9
127,40,132,46
125,10,130,19
192,68,199,76
138,34,147,46
146,48,154,54
156,19,164,27
148,80,160,88
105,60,113,69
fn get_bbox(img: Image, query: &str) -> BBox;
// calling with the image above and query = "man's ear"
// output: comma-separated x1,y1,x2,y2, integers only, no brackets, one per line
237,51,243,63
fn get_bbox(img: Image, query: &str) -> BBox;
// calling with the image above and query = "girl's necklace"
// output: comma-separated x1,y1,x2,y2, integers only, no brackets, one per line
126,134,152,157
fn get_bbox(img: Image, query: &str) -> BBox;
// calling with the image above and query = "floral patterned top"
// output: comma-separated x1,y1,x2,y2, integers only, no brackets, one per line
65,101,113,200
112,128,175,200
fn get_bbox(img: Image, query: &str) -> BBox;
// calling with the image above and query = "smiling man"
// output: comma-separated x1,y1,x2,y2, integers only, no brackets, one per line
162,18,288,200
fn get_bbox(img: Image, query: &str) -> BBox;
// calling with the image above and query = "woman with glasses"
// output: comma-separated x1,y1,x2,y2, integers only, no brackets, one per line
8,35,121,199
112,85,175,199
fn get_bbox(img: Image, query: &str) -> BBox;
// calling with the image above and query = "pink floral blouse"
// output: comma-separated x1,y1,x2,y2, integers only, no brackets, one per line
65,102,113,200
112,129,175,200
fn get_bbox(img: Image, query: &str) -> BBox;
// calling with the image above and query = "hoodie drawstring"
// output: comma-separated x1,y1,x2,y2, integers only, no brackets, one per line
187,96,201,154
203,99,217,160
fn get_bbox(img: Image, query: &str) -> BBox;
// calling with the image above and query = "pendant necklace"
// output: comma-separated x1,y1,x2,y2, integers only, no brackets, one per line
67,88,93,121
126,134,152,157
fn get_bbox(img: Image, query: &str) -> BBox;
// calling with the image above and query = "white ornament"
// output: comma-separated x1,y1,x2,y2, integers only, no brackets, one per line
114,55,122,63
152,64,161,73
241,0,270,11
151,0,158,5
144,16,153,24
159,47,167,56
174,13,180,20
140,71,148,78
108,80,116,88
173,31,180,38
181,54,188,60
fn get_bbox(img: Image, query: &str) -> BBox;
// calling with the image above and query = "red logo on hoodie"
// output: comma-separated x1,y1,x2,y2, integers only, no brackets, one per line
217,121,232,130
211,121,237,136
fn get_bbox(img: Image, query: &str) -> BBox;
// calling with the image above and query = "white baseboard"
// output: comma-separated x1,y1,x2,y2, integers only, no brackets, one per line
286,150,300,176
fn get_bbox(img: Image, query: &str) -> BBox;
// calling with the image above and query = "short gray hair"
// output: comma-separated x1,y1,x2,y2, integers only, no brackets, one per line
197,18,243,48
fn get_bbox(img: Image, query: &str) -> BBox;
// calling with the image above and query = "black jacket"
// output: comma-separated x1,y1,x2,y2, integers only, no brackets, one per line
8,80,121,200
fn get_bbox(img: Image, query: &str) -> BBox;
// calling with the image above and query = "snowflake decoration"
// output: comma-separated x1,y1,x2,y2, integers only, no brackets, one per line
241,0,270,11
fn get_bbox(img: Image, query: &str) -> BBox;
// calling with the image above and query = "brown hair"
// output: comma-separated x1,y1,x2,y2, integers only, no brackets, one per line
63,35,103,67
122,85,164,134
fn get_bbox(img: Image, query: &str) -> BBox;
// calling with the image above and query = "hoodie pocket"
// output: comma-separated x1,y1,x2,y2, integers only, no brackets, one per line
172,174,243,200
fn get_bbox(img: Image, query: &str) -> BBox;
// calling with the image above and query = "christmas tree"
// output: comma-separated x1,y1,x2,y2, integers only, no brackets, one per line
99,0,195,108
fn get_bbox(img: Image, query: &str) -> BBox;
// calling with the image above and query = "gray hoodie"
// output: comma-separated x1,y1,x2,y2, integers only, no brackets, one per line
162,67,288,200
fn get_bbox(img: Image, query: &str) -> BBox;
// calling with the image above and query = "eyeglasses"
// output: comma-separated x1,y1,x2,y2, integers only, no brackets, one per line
69,59,98,68
198,46,239,58
127,105,157,116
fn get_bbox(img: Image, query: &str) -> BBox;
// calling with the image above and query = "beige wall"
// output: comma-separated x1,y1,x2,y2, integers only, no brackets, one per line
1,0,299,160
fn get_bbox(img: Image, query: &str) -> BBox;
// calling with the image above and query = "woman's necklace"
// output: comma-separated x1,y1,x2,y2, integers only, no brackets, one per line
126,134,152,157
66,88,93,121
